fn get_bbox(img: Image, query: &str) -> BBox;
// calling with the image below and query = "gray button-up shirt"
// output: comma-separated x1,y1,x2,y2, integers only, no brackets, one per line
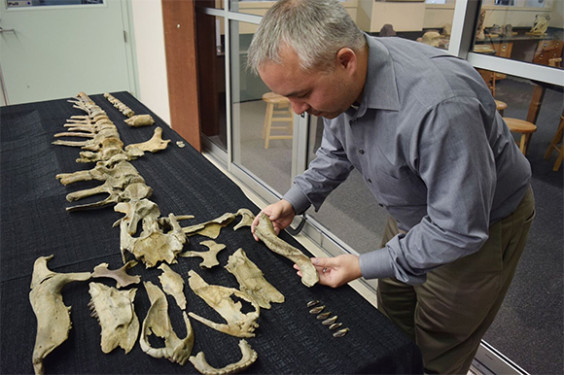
284,36,531,284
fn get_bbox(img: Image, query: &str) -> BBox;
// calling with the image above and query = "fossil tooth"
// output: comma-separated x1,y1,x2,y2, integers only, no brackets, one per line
322,316,338,326
309,305,325,314
329,322,343,330
316,312,331,320
306,300,320,307
333,328,349,337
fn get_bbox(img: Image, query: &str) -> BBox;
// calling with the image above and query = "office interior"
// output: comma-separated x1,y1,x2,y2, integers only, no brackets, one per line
0,0,562,374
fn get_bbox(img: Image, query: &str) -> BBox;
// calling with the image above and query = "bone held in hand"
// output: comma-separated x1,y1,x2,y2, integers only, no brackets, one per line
254,214,319,287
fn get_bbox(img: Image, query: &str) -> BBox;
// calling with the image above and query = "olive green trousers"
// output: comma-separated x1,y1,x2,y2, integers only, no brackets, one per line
377,187,535,374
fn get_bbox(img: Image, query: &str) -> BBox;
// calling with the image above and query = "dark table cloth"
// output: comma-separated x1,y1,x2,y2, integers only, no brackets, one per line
0,92,422,374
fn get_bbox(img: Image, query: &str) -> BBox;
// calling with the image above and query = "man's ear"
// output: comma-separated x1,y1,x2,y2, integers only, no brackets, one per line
336,48,357,71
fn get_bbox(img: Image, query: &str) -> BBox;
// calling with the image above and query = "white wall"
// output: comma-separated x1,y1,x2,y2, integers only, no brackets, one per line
130,0,170,125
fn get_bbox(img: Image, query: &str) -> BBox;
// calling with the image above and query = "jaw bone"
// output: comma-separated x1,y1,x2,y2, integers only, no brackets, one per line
189,339,258,375
254,214,319,287
187,270,260,338
225,248,284,309
88,282,139,354
29,255,92,375
140,281,194,365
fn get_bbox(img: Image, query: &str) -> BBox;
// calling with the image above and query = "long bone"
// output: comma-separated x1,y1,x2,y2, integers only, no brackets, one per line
29,255,92,375
65,172,145,202
53,131,121,149
66,181,152,212
187,270,260,338
254,214,319,287
56,160,139,186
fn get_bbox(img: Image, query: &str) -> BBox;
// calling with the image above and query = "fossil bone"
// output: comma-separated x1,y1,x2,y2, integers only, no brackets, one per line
189,339,258,375
140,281,194,365
88,282,139,354
157,263,187,310
91,260,141,288
180,240,226,269
225,248,284,309
104,92,135,117
125,127,170,153
57,160,140,186
233,208,255,230
254,214,319,287
29,255,92,375
333,328,349,338
182,212,236,238
65,179,152,212
187,270,260,338
124,114,155,127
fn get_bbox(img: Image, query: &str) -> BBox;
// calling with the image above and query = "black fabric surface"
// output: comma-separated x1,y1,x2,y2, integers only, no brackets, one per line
0,92,422,374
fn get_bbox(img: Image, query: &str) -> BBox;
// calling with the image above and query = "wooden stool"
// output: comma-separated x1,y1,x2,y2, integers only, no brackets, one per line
503,117,537,155
262,92,294,149
544,115,564,171
495,100,507,116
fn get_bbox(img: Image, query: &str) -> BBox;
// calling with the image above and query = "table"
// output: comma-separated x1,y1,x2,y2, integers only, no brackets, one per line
0,92,422,374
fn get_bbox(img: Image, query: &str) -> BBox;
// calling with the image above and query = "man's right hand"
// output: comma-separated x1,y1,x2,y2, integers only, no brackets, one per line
251,199,296,241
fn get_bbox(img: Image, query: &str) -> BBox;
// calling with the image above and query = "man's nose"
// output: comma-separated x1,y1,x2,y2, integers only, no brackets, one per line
289,99,310,115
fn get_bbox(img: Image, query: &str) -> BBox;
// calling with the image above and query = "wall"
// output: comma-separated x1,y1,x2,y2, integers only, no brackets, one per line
130,0,170,125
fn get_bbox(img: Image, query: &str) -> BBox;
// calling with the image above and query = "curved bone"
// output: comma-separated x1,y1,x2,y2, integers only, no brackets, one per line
189,339,258,375
88,282,139,354
91,260,140,288
140,281,194,365
225,248,284,309
233,208,255,230
187,270,260,338
180,240,226,269
125,127,170,153
254,214,319,287
158,263,187,310
29,255,92,375
66,181,152,212
182,212,236,239
124,114,155,127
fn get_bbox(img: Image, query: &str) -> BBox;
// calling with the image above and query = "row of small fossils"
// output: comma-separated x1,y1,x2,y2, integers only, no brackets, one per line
307,300,349,338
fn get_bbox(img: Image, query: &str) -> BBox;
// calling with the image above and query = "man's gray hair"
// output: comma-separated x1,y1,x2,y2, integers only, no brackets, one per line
247,0,366,74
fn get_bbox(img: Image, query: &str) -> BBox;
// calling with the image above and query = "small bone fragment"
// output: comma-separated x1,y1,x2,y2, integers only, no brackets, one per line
140,282,194,365
317,312,331,320
124,114,155,127
158,263,187,310
254,214,319,287
187,270,260,338
233,208,255,230
104,93,135,117
225,248,284,309
329,322,343,330
176,141,185,148
322,315,338,326
182,212,236,239
29,255,92,375
88,282,139,354
307,300,320,308
91,261,140,288
189,339,258,375
180,240,226,269
309,305,325,314
125,127,170,153
333,328,349,337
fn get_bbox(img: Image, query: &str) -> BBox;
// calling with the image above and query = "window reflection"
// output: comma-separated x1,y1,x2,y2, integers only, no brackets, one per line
473,1,563,69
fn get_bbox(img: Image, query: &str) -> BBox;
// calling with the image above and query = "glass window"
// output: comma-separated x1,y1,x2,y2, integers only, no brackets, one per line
229,19,295,196
473,0,563,69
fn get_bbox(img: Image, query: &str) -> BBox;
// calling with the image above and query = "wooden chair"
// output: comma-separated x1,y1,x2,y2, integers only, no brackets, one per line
495,100,507,116
503,84,545,155
544,115,564,171
261,92,294,149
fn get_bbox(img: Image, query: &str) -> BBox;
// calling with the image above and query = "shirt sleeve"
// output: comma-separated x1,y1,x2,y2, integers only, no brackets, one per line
283,121,354,214
361,98,498,284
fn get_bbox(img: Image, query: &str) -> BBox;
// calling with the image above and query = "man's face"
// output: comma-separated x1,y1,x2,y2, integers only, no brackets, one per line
258,45,356,119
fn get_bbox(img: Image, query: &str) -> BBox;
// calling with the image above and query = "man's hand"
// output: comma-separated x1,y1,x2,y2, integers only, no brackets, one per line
251,199,296,241
294,254,362,288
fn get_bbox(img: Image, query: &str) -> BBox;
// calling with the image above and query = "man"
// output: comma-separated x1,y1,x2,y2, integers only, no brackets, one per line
248,0,535,373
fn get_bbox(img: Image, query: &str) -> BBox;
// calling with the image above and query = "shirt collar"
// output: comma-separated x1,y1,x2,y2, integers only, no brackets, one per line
350,35,401,119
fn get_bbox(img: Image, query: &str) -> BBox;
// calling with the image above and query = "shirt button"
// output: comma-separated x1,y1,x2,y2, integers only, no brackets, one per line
359,149,365,155
367,178,372,183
